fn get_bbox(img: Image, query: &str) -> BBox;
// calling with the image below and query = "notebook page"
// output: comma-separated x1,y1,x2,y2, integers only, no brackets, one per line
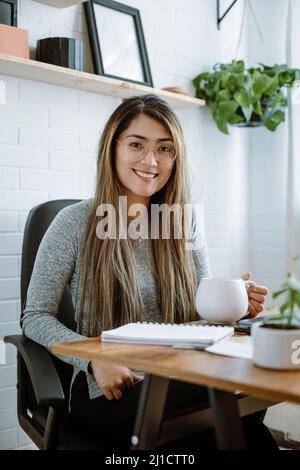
101,322,234,346
205,336,253,359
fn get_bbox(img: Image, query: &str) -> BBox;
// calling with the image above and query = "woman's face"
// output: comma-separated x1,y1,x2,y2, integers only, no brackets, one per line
115,113,175,204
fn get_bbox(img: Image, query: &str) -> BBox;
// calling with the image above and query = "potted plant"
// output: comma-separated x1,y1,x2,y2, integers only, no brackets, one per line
192,60,300,135
252,256,300,370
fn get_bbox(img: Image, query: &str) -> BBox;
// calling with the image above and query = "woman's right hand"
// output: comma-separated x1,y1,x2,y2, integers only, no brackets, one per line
90,359,143,400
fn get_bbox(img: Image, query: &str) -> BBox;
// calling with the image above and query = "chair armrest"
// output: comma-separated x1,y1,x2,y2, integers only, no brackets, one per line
4,335,65,407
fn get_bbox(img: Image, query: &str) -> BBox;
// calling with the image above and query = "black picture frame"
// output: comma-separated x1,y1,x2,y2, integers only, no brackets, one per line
0,0,17,27
84,0,153,87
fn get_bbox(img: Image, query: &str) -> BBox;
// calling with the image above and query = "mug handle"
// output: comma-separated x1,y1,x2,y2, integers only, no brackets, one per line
244,280,256,289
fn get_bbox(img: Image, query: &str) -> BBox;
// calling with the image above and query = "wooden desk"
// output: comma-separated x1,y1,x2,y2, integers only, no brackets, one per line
52,337,300,449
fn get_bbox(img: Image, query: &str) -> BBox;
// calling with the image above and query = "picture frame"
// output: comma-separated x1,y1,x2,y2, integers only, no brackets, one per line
0,0,17,26
84,0,153,87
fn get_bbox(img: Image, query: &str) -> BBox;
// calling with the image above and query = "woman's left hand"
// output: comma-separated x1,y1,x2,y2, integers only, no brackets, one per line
242,271,269,318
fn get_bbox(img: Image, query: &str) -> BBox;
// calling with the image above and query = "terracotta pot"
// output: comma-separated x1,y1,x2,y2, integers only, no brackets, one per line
0,24,29,59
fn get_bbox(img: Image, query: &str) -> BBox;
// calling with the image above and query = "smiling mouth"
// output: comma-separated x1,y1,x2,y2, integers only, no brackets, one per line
133,169,159,179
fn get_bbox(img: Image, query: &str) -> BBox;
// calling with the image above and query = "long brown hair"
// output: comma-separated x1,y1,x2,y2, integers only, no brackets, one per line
78,94,198,336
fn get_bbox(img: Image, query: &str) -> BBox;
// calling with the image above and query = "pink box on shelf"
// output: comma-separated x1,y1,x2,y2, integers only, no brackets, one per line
0,24,29,59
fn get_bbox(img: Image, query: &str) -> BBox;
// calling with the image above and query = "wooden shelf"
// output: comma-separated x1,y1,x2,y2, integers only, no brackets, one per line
0,54,204,110
33,0,86,8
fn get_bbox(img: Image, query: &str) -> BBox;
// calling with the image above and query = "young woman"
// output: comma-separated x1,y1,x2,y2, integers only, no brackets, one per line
22,94,276,450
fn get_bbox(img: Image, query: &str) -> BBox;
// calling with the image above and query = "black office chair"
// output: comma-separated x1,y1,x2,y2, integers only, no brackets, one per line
4,199,105,450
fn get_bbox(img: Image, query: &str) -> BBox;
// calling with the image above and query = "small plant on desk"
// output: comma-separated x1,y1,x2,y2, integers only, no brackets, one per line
269,256,300,326
252,256,300,369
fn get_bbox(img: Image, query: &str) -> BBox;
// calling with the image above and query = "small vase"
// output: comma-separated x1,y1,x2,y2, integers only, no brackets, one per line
36,37,84,71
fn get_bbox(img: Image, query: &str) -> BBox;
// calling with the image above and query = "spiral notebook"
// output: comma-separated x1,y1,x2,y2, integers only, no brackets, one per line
101,322,234,347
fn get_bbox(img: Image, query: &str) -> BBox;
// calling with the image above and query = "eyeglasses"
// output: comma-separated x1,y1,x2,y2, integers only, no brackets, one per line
116,138,176,163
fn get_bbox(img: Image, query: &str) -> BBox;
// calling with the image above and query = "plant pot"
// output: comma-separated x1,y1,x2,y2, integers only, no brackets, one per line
0,24,29,59
252,321,300,370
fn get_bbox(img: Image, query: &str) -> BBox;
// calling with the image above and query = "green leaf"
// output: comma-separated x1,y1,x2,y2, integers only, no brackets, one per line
279,300,291,314
212,108,230,134
227,74,243,91
217,60,245,74
217,100,238,119
273,64,290,73
264,76,279,95
228,114,244,124
242,105,253,122
252,72,269,97
220,72,231,89
296,296,300,309
267,314,292,322
216,119,229,134
253,100,263,116
279,71,295,86
261,64,289,75
272,287,289,299
192,72,210,88
234,89,251,107
216,89,231,102
228,60,245,74
272,90,286,105
288,276,300,292
263,110,285,131
263,120,277,131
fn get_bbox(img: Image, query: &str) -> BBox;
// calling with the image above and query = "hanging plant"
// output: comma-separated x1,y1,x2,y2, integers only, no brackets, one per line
192,60,300,134
252,256,300,370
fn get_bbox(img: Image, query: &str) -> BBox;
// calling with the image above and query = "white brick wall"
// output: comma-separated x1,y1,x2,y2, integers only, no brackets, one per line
0,190,49,211
0,301,18,323
0,169,19,189
0,125,18,145
0,147,49,168
0,102,48,126
20,169,81,191
247,0,289,301
0,429,18,450
0,0,253,449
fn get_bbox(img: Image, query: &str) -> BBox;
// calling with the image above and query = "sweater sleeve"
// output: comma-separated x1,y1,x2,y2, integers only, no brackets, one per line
194,240,211,282
22,204,91,373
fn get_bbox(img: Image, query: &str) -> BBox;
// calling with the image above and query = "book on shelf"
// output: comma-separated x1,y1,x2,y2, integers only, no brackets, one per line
101,322,234,348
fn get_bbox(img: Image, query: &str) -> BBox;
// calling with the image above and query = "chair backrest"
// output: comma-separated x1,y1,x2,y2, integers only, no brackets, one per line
20,199,81,400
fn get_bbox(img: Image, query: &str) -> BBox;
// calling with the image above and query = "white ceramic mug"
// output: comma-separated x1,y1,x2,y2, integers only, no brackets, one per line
195,277,256,324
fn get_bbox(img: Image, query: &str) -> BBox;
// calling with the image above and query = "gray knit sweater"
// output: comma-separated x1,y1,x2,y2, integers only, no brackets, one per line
22,199,211,405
